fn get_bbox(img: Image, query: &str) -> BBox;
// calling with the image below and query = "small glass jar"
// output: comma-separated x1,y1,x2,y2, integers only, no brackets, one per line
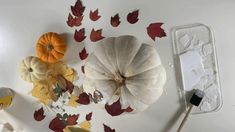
0,87,14,110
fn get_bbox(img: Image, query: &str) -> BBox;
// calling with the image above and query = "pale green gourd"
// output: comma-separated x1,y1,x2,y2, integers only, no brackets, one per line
19,56,48,83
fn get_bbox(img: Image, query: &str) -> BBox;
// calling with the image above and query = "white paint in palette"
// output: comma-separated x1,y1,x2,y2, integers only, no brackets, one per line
179,51,205,91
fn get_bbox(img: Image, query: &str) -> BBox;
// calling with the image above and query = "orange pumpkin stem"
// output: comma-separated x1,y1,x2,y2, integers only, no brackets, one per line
46,44,54,51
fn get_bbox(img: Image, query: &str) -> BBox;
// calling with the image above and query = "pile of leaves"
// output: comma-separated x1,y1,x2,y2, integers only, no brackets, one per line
32,61,78,105
32,65,113,131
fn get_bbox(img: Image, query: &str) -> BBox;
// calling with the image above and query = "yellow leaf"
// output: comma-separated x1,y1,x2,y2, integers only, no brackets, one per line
32,79,57,105
48,61,78,82
32,81,51,105
63,126,90,132
63,126,72,132
31,61,79,105
65,69,78,82
68,94,79,107
79,121,91,131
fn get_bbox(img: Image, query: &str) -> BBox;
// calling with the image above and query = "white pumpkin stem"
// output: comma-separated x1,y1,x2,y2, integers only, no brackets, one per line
114,72,126,86
28,68,33,72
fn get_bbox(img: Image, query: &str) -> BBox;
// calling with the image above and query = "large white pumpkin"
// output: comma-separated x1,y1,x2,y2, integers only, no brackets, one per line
83,36,166,112
19,56,48,83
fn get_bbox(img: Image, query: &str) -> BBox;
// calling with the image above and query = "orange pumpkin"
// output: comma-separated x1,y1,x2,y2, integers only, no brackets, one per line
36,32,67,63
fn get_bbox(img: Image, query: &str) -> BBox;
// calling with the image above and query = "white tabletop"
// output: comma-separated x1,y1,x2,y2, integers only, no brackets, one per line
0,0,235,132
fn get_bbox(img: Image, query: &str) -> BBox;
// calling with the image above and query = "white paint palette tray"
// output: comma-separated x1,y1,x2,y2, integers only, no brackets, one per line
171,23,222,114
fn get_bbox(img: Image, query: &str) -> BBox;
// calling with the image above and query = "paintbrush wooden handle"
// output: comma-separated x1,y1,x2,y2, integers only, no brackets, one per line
177,105,193,132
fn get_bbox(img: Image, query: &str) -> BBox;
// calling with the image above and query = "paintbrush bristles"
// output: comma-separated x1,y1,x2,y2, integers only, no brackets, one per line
190,89,205,106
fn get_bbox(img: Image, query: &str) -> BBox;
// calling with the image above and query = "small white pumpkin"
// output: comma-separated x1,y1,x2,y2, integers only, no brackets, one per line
19,56,48,83
83,35,166,112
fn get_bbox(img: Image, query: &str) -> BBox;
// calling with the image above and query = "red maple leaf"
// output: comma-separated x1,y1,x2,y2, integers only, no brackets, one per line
74,15,84,27
105,99,124,116
49,117,66,132
34,107,46,121
67,13,83,27
90,9,101,21
77,92,90,105
127,10,139,24
104,124,116,132
90,28,105,42
147,23,166,41
66,80,74,94
124,106,134,112
74,28,86,42
81,66,85,74
79,48,89,60
67,13,75,27
105,99,134,116
111,14,121,27
67,114,79,125
86,112,92,121
71,0,85,17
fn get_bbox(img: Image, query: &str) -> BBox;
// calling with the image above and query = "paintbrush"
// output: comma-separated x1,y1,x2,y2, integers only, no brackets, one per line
177,89,205,132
